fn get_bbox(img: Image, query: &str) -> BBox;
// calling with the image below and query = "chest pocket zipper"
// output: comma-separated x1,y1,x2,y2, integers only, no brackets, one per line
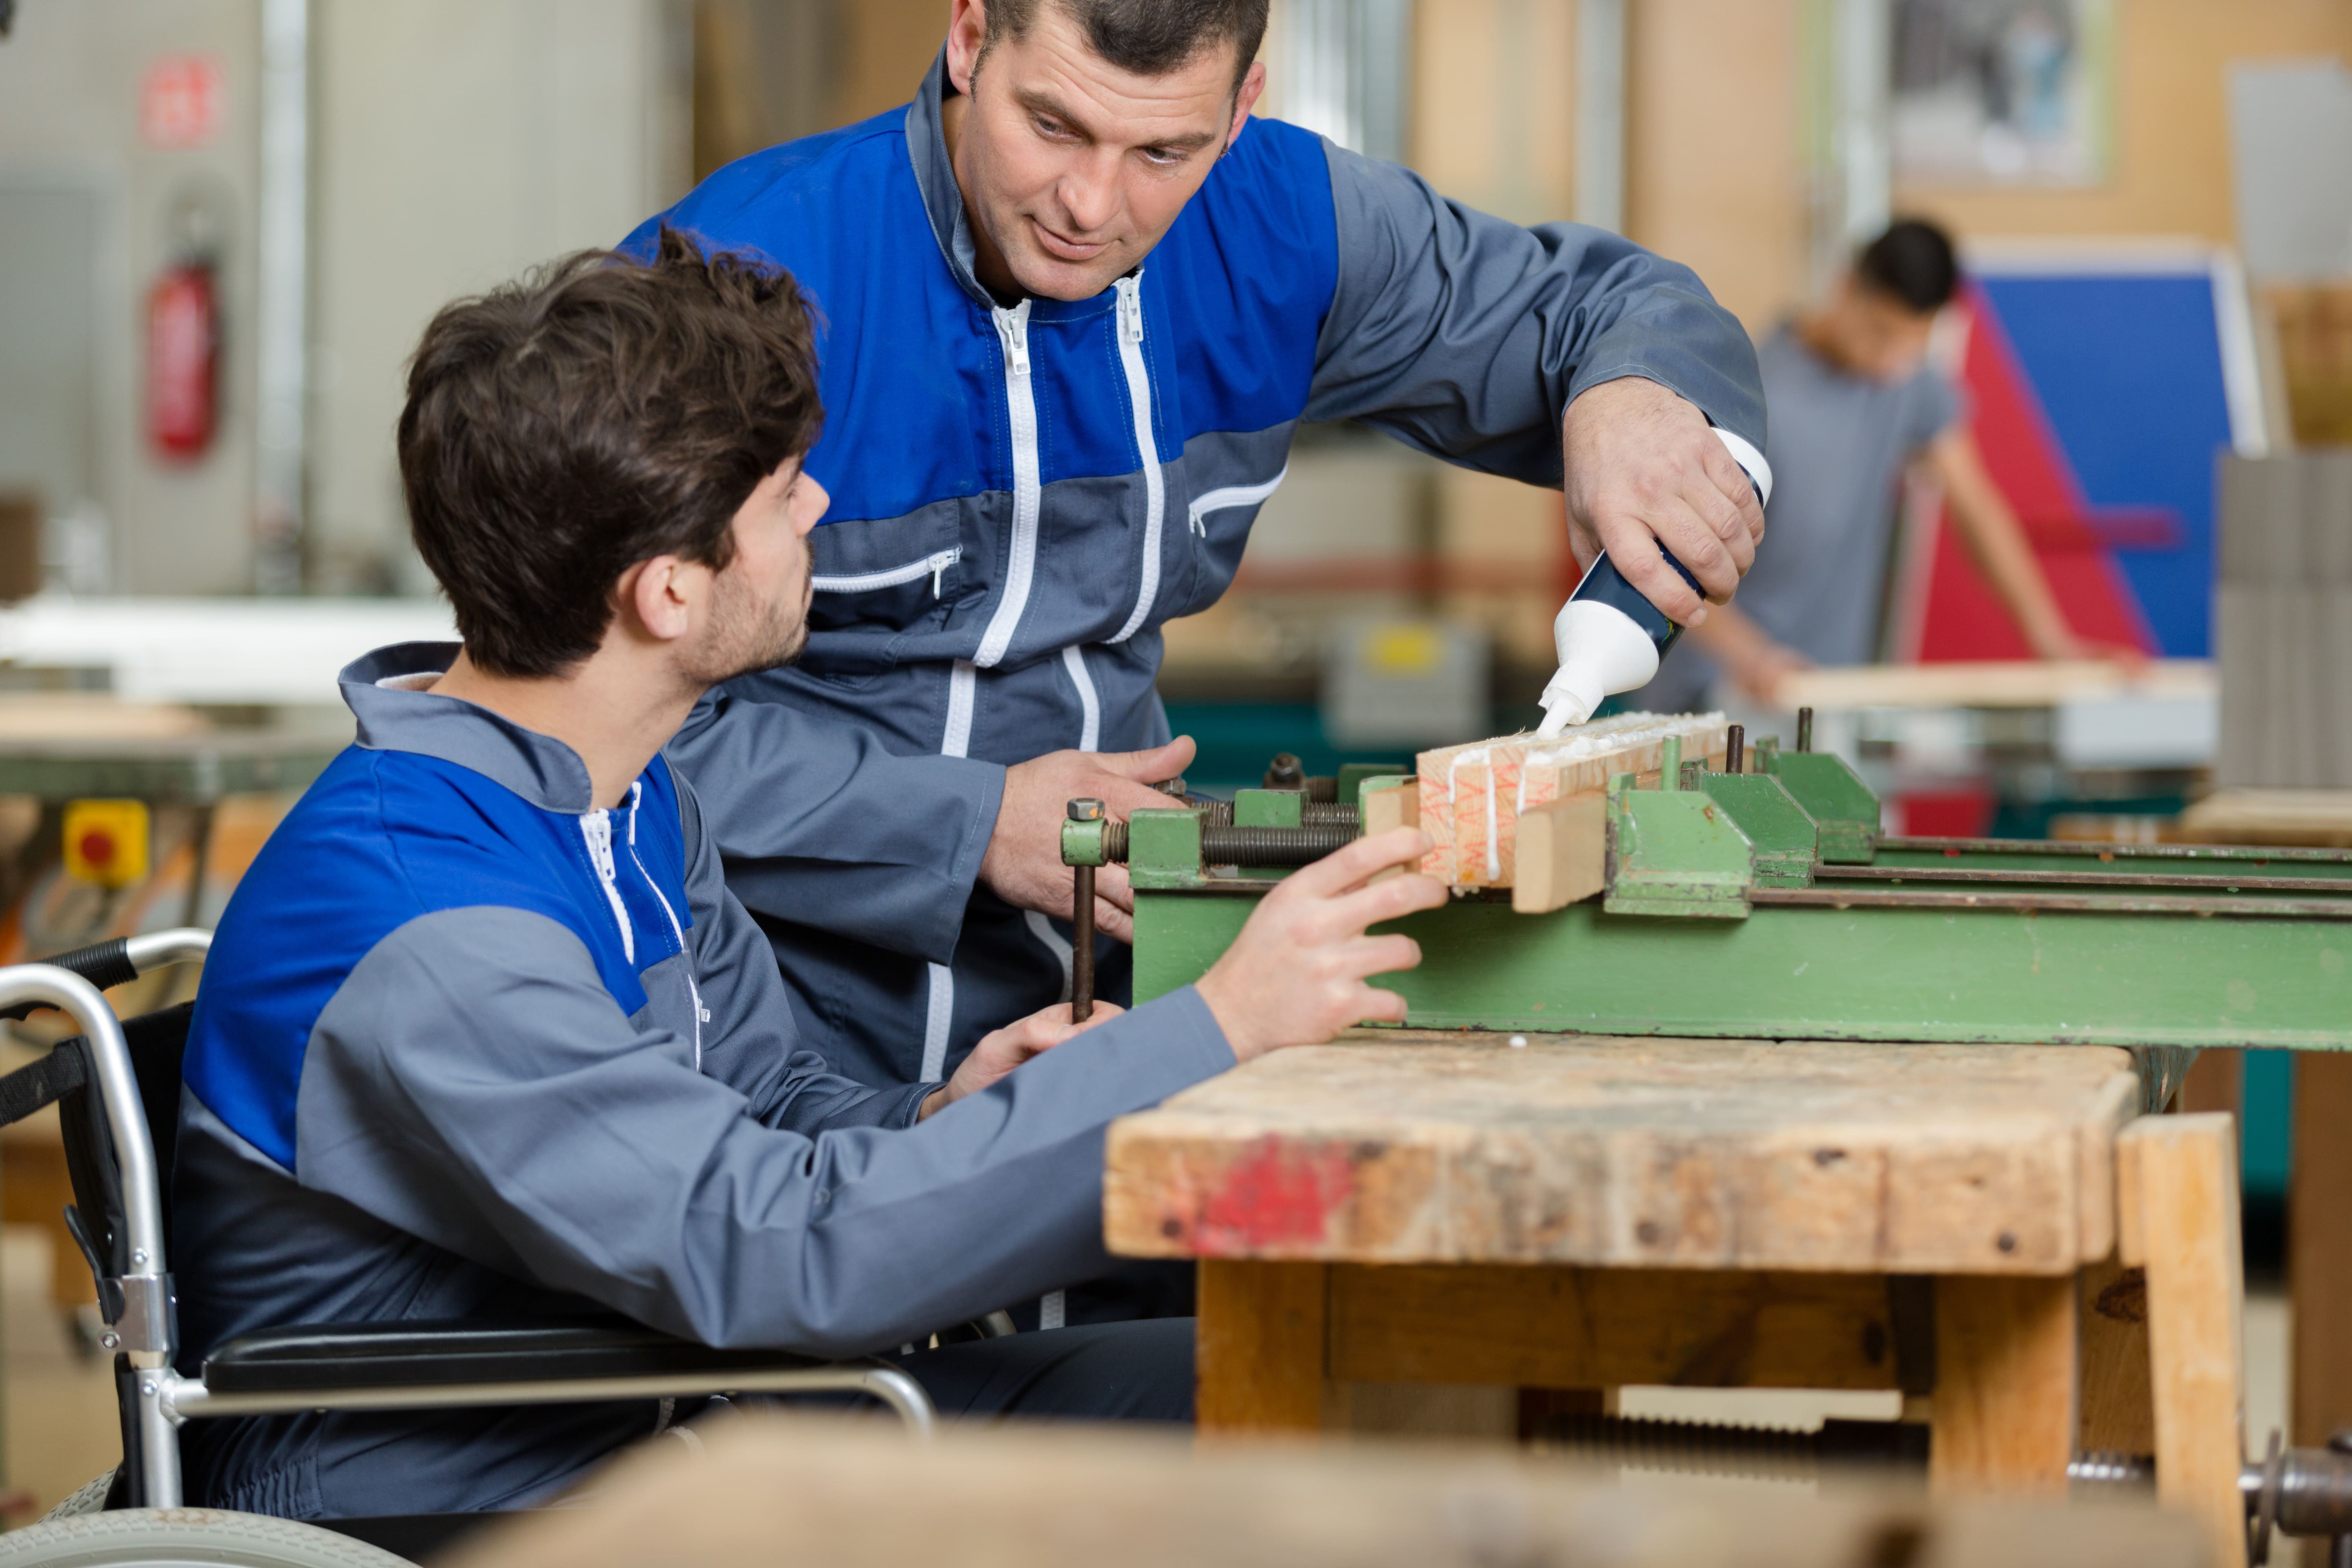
1108,275,1166,644
811,546,963,599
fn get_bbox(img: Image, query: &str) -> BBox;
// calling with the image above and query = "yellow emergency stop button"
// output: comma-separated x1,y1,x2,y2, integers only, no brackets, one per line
64,799,150,889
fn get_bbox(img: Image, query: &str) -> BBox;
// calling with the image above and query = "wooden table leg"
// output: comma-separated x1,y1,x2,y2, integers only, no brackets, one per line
2293,1054,2352,1447
1197,1260,1335,1434
2121,1114,2248,1568
1929,1274,2078,1494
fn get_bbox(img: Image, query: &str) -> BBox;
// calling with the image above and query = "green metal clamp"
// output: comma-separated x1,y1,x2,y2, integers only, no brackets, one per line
1756,739,1880,863
1061,814,1111,869
1693,772,1820,887
1602,737,1756,918
1232,788,1303,828
1126,807,1206,890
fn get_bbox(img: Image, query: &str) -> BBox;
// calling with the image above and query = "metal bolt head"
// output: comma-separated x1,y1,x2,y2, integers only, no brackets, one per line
131,1249,148,1266
1152,776,1188,798
100,1330,120,1351
1068,797,1105,822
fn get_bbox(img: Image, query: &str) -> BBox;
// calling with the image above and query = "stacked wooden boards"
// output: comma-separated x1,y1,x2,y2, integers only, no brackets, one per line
1410,712,1727,897
2218,452,2352,788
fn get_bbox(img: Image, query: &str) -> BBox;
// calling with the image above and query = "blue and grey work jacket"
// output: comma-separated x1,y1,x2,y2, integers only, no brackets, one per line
171,646,1234,1518
635,50,1767,1090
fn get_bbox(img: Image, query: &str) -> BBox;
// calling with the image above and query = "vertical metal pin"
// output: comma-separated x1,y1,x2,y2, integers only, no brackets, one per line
1067,798,1104,1022
1796,707,1814,754
1726,724,1745,775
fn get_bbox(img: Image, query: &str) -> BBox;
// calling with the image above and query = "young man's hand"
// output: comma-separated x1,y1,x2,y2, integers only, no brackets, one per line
981,737,1196,943
1562,376,1764,624
1194,828,1448,1062
919,1000,1125,1119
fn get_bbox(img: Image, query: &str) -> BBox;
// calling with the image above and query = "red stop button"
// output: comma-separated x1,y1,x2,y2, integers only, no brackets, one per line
78,830,116,868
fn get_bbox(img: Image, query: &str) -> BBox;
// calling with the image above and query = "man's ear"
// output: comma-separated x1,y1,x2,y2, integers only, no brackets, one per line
946,0,986,94
624,554,697,646
1227,59,1267,147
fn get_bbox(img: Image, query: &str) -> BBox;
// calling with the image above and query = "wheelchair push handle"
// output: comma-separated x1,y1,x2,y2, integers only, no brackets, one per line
0,929,212,1021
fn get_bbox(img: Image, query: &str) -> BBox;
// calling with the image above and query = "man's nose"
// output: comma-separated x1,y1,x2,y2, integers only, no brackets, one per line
1056,152,1125,235
801,478,830,534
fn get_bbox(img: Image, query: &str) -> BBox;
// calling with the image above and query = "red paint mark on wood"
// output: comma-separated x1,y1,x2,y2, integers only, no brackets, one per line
1192,1138,1356,1254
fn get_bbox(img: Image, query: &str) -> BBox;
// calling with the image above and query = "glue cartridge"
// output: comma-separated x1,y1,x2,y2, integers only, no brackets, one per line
1534,425,1773,737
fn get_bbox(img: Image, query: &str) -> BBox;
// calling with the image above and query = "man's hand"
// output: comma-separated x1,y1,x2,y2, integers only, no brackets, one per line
981,737,1196,943
1194,828,1448,1062
1562,376,1765,626
919,1000,1124,1119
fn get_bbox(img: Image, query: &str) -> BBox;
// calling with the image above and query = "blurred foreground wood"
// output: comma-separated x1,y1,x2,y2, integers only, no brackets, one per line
446,1414,2207,1568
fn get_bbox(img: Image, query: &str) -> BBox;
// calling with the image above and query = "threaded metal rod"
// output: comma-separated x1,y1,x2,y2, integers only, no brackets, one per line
1094,819,1357,867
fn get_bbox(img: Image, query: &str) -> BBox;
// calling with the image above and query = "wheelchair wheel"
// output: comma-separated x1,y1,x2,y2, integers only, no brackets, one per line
0,1508,414,1568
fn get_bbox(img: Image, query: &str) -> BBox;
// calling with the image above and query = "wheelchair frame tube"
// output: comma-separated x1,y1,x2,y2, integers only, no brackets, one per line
160,1362,937,1434
0,961,183,1505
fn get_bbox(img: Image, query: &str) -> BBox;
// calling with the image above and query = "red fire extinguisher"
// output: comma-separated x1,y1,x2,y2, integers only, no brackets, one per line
146,256,218,461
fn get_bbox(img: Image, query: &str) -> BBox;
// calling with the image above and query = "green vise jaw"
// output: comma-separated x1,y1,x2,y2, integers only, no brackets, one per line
1693,771,1820,886
1336,762,1410,807
1060,816,1110,868
1233,788,1303,828
1127,807,1205,890
1760,748,1881,863
1603,767,1755,918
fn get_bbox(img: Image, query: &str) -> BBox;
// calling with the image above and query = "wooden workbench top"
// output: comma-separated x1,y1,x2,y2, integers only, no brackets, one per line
1105,1033,2138,1276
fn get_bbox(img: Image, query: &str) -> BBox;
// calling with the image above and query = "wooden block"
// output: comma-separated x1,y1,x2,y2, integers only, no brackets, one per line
443,1405,2214,1568
2176,787,2352,847
1929,1274,2078,1495
1775,659,2214,714
1510,790,1605,913
1106,1037,2135,1275
2292,1054,2352,1447
1415,711,1726,887
2078,1256,2156,1457
1324,1263,1900,1392
1197,1260,1336,1433
2120,1113,2248,1568
1359,779,1418,885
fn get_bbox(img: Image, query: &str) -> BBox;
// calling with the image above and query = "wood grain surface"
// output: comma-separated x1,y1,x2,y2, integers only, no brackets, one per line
1105,1033,2137,1274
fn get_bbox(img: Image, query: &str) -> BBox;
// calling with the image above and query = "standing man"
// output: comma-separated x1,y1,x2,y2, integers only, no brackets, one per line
1638,219,2114,713
632,0,1768,1163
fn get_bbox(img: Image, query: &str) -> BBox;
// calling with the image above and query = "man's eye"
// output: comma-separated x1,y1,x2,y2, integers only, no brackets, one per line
1140,147,1183,166
1033,116,1069,138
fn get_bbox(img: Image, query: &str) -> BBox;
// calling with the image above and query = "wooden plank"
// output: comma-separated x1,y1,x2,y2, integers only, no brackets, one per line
1415,712,1726,887
1359,779,1418,885
2077,1256,2156,1456
1775,658,2214,713
2120,1114,2248,1568
1324,1263,1900,1392
1196,1260,1334,1433
1930,1274,2078,1494
1510,790,1606,914
2176,787,2352,848
1106,1037,2135,1274
445,1411,2212,1568
2292,1054,2352,1447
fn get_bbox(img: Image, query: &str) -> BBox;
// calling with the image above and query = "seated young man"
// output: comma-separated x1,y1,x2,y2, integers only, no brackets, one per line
173,230,1443,1519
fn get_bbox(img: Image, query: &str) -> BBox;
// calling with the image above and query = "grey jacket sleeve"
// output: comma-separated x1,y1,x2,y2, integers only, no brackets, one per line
1307,141,1766,483
292,907,1234,1356
665,683,1005,966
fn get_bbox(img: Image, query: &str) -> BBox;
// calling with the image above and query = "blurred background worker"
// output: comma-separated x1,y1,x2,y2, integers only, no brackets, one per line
1637,219,2110,717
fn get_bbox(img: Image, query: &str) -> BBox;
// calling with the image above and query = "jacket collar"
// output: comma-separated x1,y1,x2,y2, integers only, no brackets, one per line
339,644,600,815
908,46,993,310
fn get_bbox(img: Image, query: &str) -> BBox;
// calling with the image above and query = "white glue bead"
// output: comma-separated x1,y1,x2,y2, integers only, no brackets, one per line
1509,1035,1529,1048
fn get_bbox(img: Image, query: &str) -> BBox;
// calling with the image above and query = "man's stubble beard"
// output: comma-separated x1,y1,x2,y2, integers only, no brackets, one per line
688,566,809,688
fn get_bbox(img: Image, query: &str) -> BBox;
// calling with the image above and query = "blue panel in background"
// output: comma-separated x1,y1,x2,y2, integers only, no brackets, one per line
1974,273,2234,658
2244,1049,2294,1200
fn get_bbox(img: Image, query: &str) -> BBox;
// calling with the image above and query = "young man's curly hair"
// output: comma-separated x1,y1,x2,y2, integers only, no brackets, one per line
399,227,823,679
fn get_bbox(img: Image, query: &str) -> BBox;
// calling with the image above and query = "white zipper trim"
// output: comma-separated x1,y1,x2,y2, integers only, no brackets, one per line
625,781,707,1072
1187,466,1290,537
1060,645,1100,751
1107,275,1165,644
974,301,1040,669
811,546,962,597
578,810,635,967
923,657,980,1083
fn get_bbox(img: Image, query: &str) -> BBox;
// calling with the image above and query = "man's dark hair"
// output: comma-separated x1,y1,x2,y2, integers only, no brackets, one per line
399,227,822,679
1855,219,1960,314
982,0,1268,92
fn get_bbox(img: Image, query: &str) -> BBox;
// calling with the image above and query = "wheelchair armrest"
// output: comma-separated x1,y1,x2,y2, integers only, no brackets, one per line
202,1317,828,1395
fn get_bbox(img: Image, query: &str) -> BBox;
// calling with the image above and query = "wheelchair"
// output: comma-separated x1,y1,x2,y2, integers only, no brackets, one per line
0,932,941,1566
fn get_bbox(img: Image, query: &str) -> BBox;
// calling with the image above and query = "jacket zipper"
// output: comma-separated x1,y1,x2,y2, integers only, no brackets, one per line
624,782,706,1072
577,811,635,966
811,546,962,598
1108,275,1165,644
973,300,1039,669
1187,466,1291,537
